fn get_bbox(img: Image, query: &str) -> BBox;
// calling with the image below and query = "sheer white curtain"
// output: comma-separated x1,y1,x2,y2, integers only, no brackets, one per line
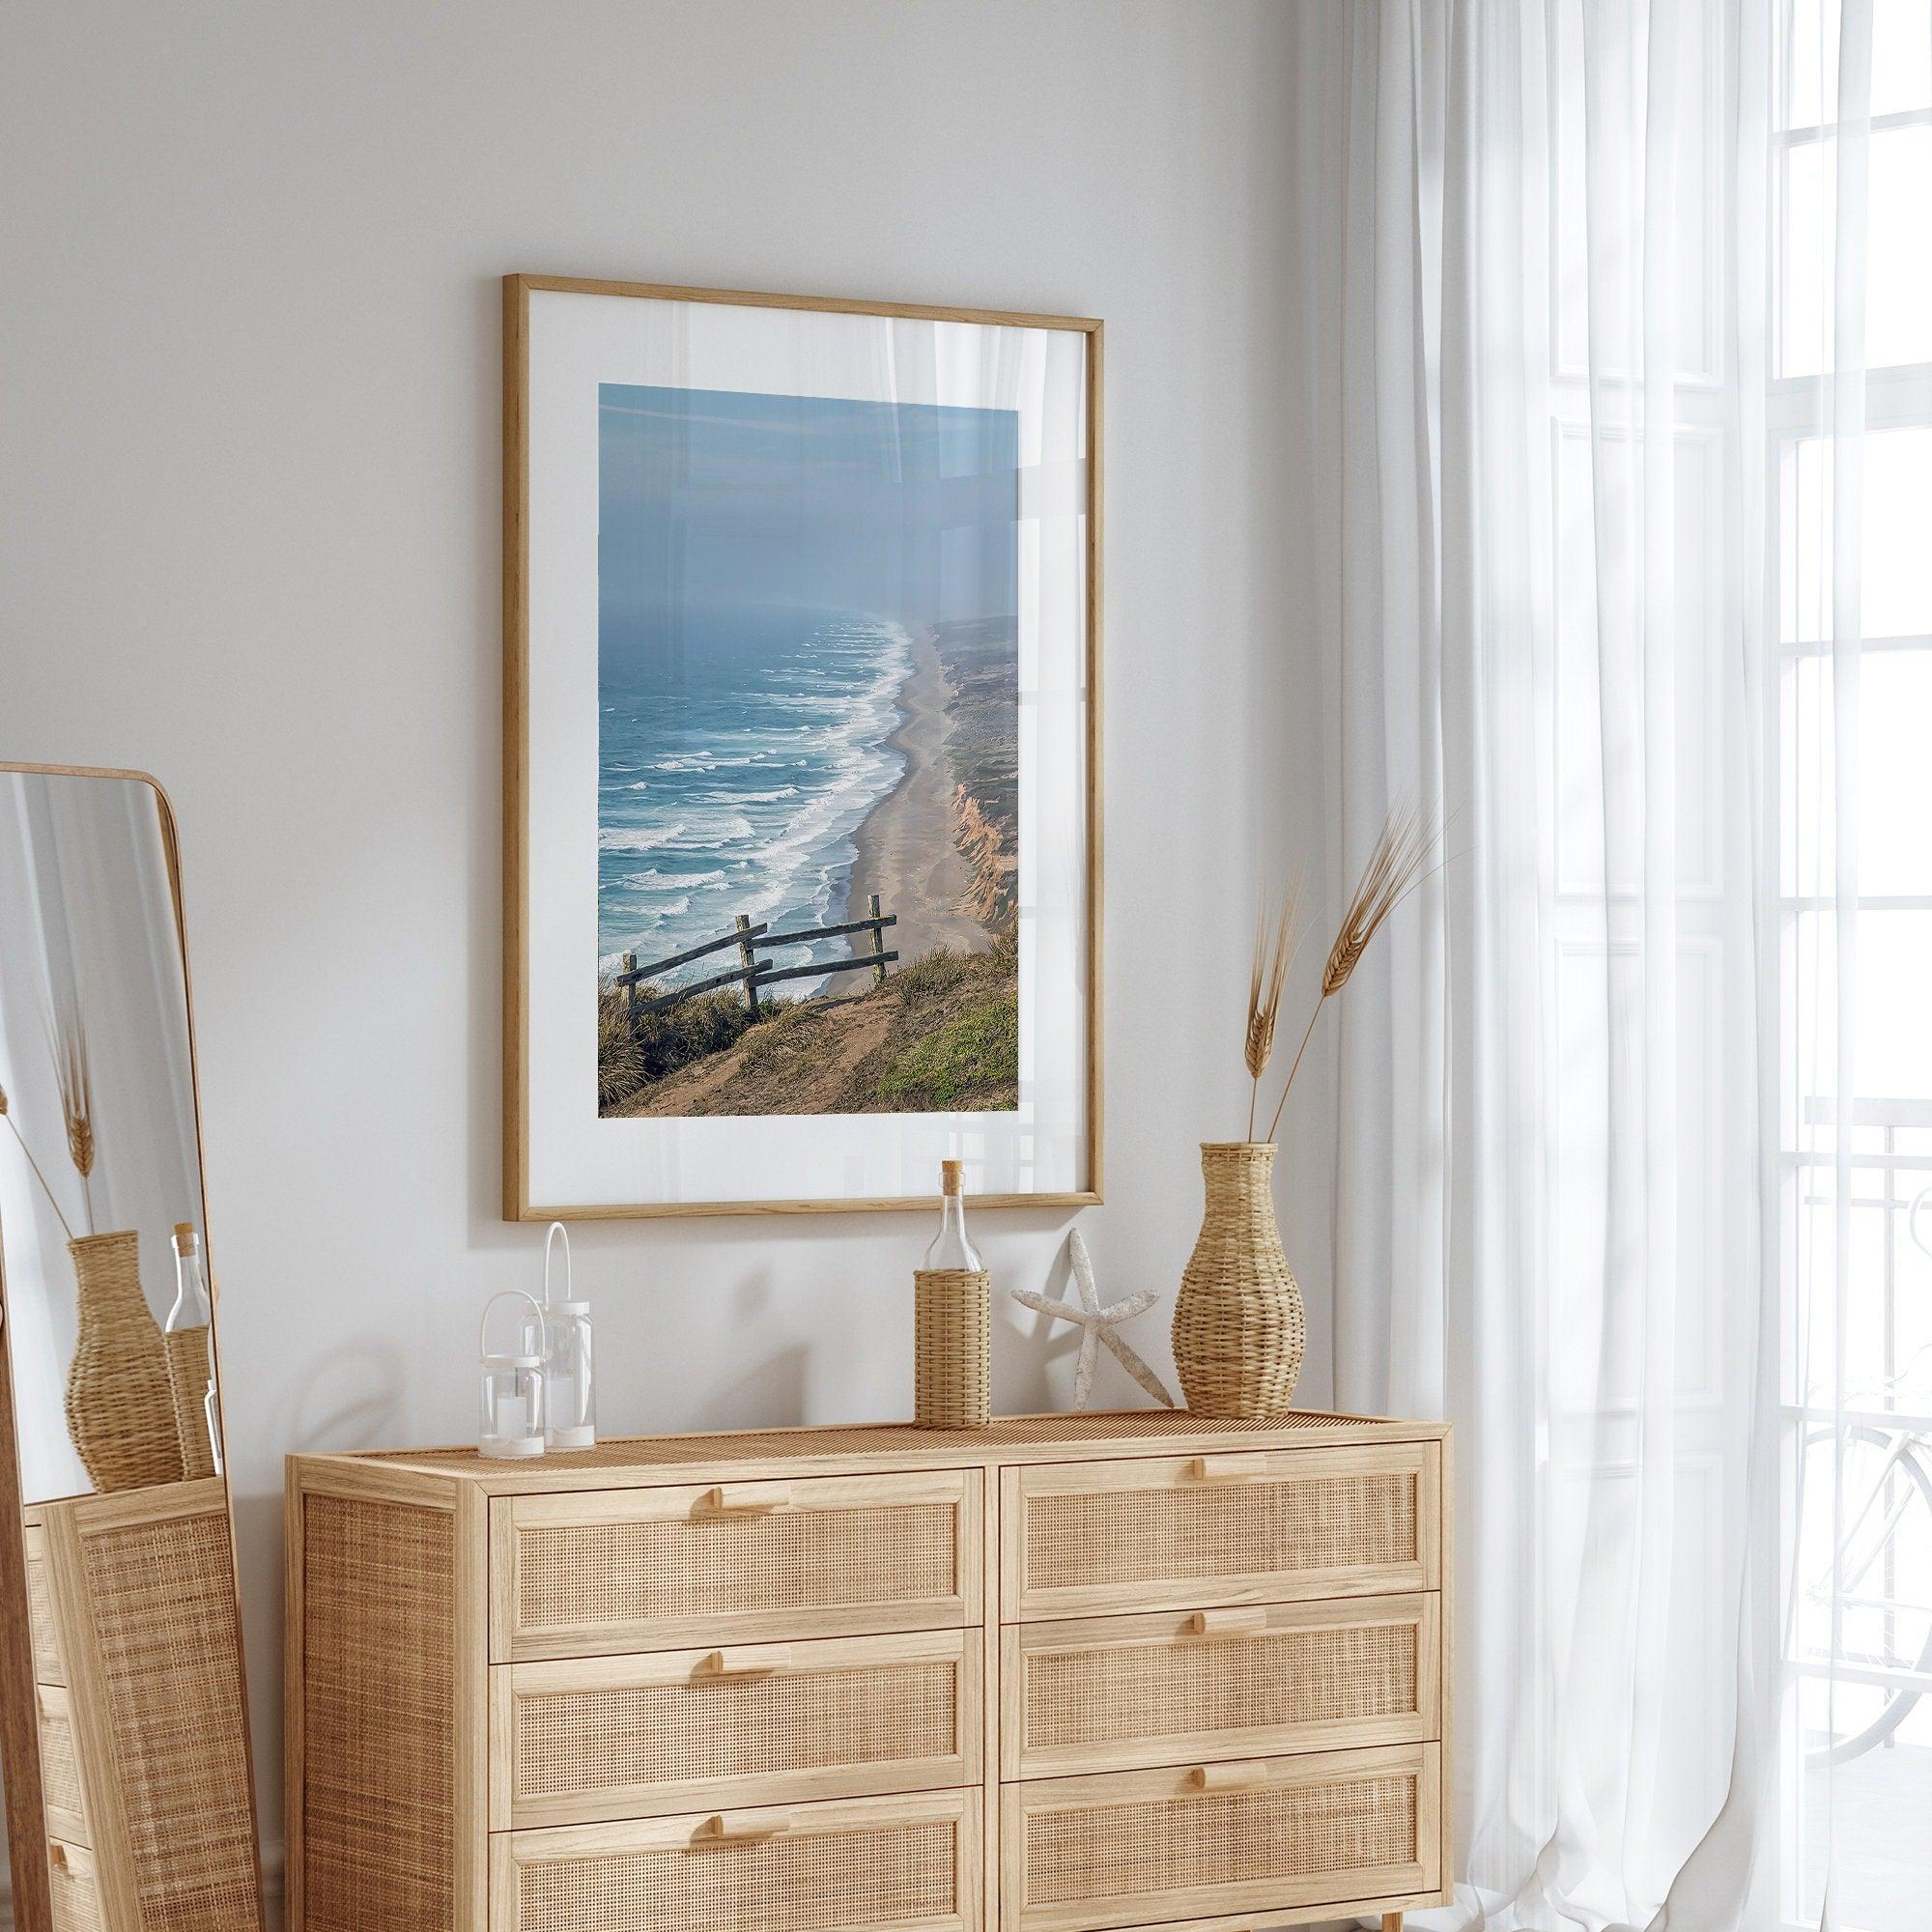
1294,2,1932,1927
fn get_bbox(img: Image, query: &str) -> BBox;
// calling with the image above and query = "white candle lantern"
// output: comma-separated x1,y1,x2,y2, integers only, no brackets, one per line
478,1289,547,1460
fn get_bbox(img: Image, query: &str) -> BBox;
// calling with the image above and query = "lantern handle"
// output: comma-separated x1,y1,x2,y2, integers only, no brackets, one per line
543,1220,572,1312
480,1287,548,1359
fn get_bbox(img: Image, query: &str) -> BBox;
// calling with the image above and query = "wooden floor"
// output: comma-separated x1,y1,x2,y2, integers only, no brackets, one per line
1801,1740,1932,1930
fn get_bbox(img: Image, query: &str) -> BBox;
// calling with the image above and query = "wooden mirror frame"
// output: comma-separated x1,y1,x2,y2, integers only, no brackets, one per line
0,761,264,1932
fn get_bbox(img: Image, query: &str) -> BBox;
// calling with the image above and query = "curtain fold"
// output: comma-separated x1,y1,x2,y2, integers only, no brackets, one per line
1302,2,1932,1926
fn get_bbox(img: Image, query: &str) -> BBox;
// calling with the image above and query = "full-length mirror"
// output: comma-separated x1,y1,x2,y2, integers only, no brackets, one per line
0,766,263,1932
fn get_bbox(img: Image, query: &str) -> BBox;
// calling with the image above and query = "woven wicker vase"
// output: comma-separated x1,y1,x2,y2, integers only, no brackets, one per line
1171,1142,1305,1417
64,1231,186,1493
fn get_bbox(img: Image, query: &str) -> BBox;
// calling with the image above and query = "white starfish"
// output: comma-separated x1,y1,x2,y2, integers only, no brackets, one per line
1009,1229,1178,1410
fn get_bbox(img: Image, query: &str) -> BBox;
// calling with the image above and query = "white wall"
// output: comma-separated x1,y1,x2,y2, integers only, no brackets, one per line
0,0,1337,1889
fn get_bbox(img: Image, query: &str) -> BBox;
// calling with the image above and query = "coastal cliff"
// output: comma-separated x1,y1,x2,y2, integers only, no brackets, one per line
952,784,1015,929
933,615,1019,935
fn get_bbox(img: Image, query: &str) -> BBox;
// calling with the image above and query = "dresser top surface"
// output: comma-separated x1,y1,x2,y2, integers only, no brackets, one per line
293,1407,1448,1493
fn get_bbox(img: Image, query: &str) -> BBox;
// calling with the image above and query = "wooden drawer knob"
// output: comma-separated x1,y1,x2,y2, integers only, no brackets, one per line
697,1483,791,1516
694,1645,792,1679
1185,1606,1269,1637
692,1809,792,1845
1188,1759,1270,1793
1184,1454,1271,1483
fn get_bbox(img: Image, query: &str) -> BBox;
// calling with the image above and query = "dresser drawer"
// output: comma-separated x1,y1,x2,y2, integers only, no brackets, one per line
490,1788,981,1932
48,1841,102,1932
37,1686,90,1847
491,1472,981,1660
1002,1594,1438,1778
1000,1744,1438,1932
25,1527,65,1685
1001,1444,1438,1621
491,1629,981,1828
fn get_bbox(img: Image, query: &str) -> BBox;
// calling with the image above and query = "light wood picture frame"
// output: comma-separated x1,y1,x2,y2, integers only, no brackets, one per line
503,275,1102,1219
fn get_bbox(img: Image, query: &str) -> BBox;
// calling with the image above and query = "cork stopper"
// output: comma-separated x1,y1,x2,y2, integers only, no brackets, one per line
172,1222,198,1253
940,1159,963,1198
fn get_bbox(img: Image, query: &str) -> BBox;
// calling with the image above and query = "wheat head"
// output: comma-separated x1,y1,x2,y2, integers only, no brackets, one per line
1320,802,1441,997
1263,802,1444,1142
1243,873,1303,1081
50,1011,96,1180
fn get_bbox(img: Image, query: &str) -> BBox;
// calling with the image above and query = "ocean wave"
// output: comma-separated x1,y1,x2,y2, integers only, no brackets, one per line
620,867,726,890
599,617,918,967
687,813,754,844
599,823,685,852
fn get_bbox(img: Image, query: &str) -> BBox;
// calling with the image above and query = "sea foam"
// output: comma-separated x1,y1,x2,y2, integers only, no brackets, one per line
598,616,914,988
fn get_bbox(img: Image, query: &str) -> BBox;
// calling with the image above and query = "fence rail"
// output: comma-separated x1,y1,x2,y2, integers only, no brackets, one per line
616,895,899,1018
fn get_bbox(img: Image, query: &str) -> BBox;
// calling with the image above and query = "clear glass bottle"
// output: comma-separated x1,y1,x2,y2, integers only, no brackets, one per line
924,1159,983,1270
165,1223,219,1478
545,1302,595,1449
166,1221,213,1332
541,1221,595,1450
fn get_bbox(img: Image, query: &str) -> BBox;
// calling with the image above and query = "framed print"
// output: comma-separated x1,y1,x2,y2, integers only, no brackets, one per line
504,274,1101,1218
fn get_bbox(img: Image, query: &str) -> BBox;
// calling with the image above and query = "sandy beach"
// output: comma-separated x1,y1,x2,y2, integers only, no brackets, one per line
846,631,994,964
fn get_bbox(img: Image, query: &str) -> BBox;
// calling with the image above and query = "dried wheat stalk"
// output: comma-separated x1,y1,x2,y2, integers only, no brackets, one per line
0,1081,75,1241
49,1009,97,1233
1243,868,1304,1139
1264,803,1444,1142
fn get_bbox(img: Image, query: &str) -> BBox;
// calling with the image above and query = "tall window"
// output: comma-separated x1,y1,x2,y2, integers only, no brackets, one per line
1776,4,1932,1928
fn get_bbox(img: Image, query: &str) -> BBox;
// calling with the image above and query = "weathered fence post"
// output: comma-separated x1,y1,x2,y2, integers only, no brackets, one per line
868,894,889,986
736,915,761,1015
621,952,637,1017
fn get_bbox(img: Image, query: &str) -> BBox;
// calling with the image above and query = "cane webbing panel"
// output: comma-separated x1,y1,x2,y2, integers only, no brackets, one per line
79,1508,261,1931
48,1854,103,1932
516,1661,958,1802
1023,1772,1417,1908
27,1541,64,1683
1024,1621,1420,1750
516,1505,956,1635
301,1493,454,1932
40,1704,86,1822
374,1409,1381,1476
515,1820,957,1932
1025,1473,1416,1593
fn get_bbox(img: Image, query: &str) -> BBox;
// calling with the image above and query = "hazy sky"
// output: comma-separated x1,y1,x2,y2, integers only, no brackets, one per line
599,384,1018,680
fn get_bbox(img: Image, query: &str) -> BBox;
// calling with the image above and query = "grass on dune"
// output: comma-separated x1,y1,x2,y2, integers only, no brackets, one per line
875,985,1018,1109
598,930,1020,1117
597,980,793,1110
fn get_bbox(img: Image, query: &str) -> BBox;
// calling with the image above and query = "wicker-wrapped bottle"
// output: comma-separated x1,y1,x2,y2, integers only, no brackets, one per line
914,1160,991,1429
1171,1141,1305,1416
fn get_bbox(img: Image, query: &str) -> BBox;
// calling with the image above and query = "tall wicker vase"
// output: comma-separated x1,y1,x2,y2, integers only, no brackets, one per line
64,1230,185,1493
1171,1142,1305,1417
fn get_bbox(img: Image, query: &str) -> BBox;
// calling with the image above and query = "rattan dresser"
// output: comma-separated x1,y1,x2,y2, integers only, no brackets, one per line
26,1478,266,1932
285,1410,1451,1932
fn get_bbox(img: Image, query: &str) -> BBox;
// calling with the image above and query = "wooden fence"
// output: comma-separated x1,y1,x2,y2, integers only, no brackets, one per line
614,895,899,1018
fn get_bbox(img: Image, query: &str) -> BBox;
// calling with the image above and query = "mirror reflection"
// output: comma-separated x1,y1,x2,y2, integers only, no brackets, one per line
0,771,221,1500
0,767,262,1932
